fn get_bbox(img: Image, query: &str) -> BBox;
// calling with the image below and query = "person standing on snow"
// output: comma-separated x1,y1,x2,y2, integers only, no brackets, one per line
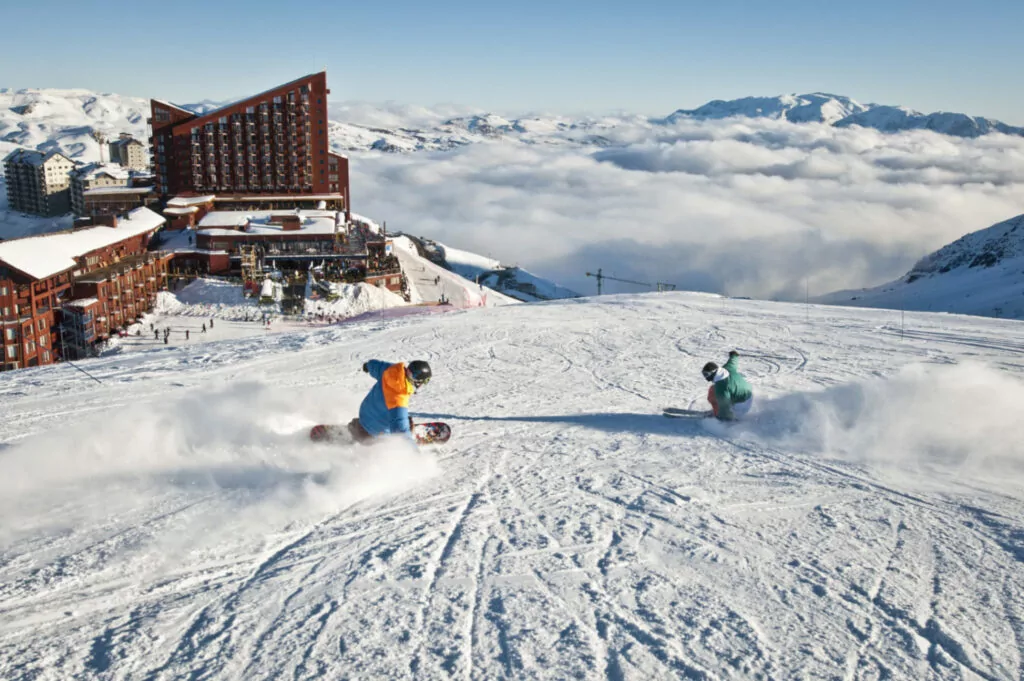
349,360,433,443
702,350,753,421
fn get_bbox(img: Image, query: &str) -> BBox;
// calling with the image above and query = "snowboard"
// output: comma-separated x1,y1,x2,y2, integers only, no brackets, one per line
310,421,451,446
663,407,712,418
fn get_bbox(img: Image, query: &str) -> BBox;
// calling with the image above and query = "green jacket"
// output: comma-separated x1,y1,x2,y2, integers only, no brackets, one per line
714,355,752,420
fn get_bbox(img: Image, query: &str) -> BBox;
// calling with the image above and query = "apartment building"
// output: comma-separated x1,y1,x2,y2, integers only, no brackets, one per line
149,71,351,218
0,207,168,370
83,186,158,218
108,134,148,171
69,163,131,216
2,148,76,216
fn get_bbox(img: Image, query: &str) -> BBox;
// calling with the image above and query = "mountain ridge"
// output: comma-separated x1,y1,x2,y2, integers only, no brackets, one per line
817,213,1024,319
3,88,1021,164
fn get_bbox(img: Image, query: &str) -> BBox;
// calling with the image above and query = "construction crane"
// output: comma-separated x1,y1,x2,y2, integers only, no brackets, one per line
585,268,677,295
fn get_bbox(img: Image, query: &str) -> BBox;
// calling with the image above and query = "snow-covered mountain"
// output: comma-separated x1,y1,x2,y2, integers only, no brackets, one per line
834,106,1024,138
2,288,1023,679
3,86,1021,163
664,92,871,125
667,93,1024,138
0,88,149,162
818,213,1024,319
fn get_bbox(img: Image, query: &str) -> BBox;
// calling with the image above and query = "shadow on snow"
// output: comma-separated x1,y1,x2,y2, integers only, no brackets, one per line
417,412,708,437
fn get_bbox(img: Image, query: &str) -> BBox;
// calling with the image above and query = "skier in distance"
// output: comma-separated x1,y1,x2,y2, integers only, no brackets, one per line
702,350,753,421
349,360,432,442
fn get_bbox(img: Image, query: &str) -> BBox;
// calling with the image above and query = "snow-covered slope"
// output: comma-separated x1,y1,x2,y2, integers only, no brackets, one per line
0,88,149,162
399,234,579,302
2,292,1023,680
819,213,1024,319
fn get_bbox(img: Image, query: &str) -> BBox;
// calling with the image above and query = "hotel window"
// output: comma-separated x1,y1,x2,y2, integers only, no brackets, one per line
0,286,6,295
38,318,45,331
6,345,16,359
42,350,50,363
4,329,14,341
24,341,35,354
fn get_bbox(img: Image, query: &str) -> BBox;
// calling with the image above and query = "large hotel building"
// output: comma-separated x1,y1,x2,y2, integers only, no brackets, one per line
149,71,350,216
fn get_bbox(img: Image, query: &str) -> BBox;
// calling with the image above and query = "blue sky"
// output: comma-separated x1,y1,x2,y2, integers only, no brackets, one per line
3,0,1023,122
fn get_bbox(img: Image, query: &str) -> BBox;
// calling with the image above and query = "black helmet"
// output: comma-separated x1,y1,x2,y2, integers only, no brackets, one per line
701,362,718,382
407,360,432,388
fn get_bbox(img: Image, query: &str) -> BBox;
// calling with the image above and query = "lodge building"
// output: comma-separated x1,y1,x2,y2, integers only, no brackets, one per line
0,207,171,370
149,71,351,220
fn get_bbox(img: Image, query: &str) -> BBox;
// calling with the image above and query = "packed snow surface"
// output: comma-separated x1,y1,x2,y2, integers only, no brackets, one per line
1,293,1023,680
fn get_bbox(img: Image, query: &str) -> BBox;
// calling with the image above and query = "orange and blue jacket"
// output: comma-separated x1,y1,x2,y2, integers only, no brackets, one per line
359,360,415,438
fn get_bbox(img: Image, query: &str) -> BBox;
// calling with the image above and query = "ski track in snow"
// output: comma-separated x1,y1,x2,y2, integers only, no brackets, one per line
0,293,1023,679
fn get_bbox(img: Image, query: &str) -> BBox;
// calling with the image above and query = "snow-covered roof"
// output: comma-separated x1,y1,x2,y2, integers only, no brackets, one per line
64,297,99,308
167,195,216,207
0,207,166,280
3,148,73,167
109,137,143,148
197,209,342,237
83,186,154,196
151,99,196,116
163,206,199,215
71,163,131,181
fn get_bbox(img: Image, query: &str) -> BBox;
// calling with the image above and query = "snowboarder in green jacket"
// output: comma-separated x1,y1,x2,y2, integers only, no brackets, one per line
702,350,754,421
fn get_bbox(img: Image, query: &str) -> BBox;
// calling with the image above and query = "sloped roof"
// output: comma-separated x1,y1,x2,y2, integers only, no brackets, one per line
0,207,165,280
110,137,144,148
71,162,131,181
167,195,216,207
3,148,74,167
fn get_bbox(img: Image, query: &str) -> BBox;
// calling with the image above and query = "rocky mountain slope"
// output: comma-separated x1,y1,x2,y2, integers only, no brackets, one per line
818,213,1024,319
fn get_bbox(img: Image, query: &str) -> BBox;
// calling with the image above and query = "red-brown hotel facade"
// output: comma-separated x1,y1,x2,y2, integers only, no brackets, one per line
0,208,171,371
149,71,350,220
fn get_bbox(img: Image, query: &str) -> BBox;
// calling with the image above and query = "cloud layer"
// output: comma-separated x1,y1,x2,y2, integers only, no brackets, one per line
348,117,1024,299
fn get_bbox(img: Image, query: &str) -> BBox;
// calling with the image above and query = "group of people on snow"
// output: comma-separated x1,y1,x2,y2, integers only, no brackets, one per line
350,351,753,444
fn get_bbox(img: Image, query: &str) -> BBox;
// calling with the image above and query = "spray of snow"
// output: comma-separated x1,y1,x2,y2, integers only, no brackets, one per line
0,382,438,554
737,362,1024,482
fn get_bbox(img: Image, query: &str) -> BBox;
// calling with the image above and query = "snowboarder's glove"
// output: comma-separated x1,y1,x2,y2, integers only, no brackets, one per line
362,362,369,373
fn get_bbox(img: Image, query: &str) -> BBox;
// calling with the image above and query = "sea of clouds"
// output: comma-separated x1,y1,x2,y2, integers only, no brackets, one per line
345,114,1024,299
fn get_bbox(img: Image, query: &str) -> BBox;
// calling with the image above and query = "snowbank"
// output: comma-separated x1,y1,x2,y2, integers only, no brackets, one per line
305,282,407,319
155,278,272,320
